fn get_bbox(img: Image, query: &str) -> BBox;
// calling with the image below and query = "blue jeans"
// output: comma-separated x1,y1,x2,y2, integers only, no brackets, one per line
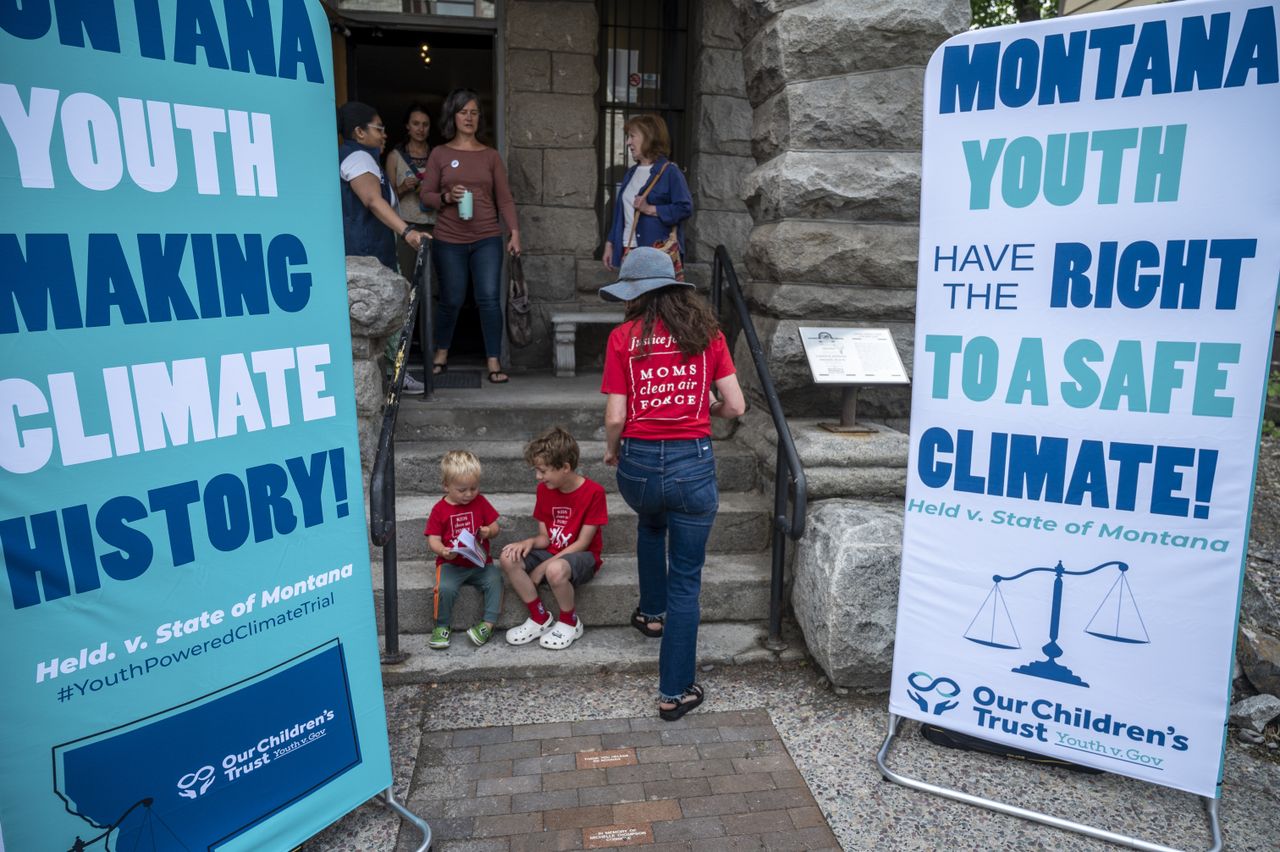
615,437,719,700
432,235,504,358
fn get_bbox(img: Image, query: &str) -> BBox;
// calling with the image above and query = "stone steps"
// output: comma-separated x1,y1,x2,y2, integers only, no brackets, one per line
376,490,773,559
392,438,759,494
395,372,609,442
378,622,806,686
370,552,773,633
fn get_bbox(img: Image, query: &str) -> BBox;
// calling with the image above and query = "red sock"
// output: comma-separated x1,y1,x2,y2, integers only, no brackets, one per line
559,608,577,627
527,599,550,624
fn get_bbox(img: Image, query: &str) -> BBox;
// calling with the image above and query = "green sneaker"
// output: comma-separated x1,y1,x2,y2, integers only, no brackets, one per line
428,626,451,649
466,622,494,647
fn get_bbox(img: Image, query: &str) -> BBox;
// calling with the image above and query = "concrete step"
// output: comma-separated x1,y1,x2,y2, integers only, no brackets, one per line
370,552,773,634
376,491,772,559
378,621,807,685
392,438,759,495
396,371,607,442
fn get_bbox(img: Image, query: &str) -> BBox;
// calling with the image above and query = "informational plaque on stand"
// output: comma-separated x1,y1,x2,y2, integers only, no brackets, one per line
798,328,909,431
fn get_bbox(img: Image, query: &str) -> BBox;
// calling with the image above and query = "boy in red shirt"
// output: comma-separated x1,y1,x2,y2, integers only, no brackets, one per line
499,427,608,650
423,450,502,649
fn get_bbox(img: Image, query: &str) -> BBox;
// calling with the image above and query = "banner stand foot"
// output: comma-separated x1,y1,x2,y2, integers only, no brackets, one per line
378,786,432,852
876,714,1222,852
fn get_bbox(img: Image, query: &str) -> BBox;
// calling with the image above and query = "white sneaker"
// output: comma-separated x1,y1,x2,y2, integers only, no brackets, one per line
506,616,554,645
402,373,425,394
539,619,584,650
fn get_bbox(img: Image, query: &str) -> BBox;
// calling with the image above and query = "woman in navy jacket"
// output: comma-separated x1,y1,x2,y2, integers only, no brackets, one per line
602,114,693,272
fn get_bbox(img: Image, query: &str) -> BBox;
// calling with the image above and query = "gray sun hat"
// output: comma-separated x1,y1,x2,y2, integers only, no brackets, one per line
599,246,692,302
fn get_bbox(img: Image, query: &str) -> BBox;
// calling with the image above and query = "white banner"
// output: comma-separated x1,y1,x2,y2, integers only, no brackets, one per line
890,0,1280,797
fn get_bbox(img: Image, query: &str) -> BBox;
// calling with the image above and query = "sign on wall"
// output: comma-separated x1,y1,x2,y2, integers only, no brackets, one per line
0,2,391,849
890,0,1280,797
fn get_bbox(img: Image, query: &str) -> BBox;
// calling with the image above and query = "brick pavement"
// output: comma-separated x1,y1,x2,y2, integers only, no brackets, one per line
403,709,840,851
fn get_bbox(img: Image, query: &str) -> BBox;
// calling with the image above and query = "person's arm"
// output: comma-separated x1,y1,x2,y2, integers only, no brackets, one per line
604,393,627,466
388,150,418,198
501,521,549,561
491,151,521,255
478,500,501,540
711,373,746,419
419,150,448,210
427,534,455,560
553,523,598,555
651,165,693,226
349,172,424,250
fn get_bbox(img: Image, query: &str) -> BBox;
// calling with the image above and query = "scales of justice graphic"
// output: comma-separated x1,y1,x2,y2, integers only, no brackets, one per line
964,559,1151,687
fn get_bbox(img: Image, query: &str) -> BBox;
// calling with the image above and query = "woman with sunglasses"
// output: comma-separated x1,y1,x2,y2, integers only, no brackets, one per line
337,102,425,270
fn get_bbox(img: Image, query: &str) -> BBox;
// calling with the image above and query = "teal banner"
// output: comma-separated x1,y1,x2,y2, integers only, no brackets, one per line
0,2,392,849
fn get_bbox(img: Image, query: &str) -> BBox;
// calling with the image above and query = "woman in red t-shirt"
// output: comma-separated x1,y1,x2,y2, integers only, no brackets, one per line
600,248,746,721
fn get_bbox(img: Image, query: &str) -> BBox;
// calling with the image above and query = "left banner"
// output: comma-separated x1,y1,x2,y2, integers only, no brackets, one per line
0,3,392,850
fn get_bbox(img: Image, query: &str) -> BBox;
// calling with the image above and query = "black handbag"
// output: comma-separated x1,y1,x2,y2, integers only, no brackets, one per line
506,253,533,347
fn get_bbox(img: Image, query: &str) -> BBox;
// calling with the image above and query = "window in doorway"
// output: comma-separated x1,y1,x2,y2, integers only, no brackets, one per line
597,1,691,246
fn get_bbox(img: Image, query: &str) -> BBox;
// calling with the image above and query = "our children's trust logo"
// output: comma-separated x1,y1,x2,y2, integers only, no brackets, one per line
176,765,215,799
907,671,961,716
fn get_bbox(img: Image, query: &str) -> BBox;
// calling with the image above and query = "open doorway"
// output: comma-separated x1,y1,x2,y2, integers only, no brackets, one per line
343,24,498,363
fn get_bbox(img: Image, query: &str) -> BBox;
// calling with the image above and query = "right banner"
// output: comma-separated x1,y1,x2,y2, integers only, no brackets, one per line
890,0,1280,797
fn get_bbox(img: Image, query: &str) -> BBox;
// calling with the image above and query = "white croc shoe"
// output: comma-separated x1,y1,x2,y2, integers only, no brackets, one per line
506,616,554,646
539,619,584,650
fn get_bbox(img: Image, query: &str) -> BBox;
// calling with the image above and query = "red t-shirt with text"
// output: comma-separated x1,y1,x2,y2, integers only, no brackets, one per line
533,478,608,569
601,319,736,439
424,494,499,568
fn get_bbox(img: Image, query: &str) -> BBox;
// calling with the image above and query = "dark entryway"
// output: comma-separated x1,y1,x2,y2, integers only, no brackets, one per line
342,23,498,361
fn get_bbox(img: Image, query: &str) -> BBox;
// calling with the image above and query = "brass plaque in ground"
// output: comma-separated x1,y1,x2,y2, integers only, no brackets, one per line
576,747,638,770
582,822,653,848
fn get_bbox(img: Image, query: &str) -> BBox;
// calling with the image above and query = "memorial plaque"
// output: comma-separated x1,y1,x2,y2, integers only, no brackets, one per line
576,748,639,770
583,822,654,848
798,327,909,385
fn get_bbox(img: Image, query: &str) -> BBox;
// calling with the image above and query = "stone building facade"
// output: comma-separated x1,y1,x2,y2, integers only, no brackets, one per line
331,0,970,686
329,0,968,408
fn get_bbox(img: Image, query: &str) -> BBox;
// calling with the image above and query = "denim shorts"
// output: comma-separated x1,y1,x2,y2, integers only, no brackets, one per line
521,549,597,586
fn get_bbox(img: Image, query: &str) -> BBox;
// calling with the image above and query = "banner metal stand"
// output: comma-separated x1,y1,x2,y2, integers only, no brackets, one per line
876,714,1222,852
376,786,432,852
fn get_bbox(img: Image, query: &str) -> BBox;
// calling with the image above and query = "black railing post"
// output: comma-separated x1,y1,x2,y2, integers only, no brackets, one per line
372,240,431,665
417,242,434,399
710,245,807,654
767,441,789,651
380,438,407,664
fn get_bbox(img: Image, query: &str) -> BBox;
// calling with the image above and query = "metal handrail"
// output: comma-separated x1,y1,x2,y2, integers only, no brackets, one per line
710,245,807,651
370,240,432,663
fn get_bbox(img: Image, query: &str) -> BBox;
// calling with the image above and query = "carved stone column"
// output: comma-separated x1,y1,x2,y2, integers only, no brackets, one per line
733,0,969,423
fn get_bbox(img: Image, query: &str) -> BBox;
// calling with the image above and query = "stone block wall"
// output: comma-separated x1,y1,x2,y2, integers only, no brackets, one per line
505,0,602,369
731,0,970,421
684,0,756,289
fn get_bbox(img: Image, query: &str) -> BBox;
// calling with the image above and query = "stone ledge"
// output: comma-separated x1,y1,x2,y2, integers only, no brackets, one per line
736,410,909,501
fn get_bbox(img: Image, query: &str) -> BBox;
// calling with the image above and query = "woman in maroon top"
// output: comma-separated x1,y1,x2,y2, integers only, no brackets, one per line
601,248,746,720
420,89,521,383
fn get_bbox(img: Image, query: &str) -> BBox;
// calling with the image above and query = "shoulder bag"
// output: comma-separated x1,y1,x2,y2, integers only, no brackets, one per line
506,252,533,347
624,162,685,281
